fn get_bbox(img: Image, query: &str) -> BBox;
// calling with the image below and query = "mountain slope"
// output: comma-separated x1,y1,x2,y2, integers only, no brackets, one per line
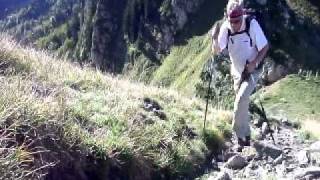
1,0,319,82
0,34,233,179
0,0,32,18
152,35,211,96
255,73,320,138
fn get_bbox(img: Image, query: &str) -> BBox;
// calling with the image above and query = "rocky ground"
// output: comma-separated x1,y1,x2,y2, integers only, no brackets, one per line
205,116,320,180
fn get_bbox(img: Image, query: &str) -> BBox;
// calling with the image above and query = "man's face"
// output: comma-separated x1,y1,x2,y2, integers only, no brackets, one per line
229,16,243,32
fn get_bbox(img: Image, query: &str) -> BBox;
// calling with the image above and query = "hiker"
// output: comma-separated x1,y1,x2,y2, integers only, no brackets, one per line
212,1,269,151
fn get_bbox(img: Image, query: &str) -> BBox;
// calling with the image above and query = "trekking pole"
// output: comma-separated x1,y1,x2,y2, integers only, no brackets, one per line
203,55,215,134
259,99,276,144
243,63,276,144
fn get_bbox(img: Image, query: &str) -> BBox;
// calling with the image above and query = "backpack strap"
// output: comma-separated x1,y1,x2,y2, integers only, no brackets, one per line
226,15,255,48
245,15,254,47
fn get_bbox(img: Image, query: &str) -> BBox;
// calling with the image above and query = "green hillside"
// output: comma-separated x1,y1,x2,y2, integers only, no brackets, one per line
255,74,320,138
152,35,211,96
0,34,232,179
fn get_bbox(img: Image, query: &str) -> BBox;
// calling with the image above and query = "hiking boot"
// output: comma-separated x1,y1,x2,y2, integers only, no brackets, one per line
236,137,245,152
237,137,245,146
244,136,251,146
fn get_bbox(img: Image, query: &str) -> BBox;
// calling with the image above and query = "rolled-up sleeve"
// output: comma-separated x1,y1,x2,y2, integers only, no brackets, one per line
217,21,229,51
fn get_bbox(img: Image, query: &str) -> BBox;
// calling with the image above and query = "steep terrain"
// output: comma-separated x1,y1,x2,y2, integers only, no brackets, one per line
0,0,32,18
0,34,233,180
1,0,319,84
0,0,209,74
0,1,320,179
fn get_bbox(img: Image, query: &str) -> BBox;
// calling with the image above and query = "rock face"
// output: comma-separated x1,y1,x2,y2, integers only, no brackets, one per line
1,0,320,79
0,0,205,74
0,0,32,19
90,0,127,72
171,0,203,30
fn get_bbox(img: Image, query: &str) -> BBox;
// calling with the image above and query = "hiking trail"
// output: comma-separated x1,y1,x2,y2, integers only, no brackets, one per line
204,116,320,180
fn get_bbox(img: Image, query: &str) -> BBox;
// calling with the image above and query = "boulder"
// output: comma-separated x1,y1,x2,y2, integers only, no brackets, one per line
295,167,320,179
253,141,282,159
225,155,248,170
296,150,310,166
309,141,320,152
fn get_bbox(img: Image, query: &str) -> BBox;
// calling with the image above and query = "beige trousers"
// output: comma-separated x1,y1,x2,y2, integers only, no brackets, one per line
232,69,261,139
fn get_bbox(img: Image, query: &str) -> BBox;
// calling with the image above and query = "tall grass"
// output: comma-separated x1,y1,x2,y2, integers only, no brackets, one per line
0,34,231,179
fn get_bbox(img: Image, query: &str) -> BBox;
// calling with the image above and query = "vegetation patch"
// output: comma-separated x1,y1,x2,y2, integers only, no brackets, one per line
255,73,320,138
152,35,211,96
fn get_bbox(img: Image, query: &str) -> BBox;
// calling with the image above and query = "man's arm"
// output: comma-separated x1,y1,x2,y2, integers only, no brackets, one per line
246,19,269,73
211,21,222,54
247,44,269,73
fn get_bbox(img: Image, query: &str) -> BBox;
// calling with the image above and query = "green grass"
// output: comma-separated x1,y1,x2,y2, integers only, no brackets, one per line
35,23,69,50
152,35,211,96
0,34,230,179
257,74,320,120
255,73,320,138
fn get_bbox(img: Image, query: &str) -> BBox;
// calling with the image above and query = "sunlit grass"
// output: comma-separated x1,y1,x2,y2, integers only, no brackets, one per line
0,34,231,179
256,73,320,139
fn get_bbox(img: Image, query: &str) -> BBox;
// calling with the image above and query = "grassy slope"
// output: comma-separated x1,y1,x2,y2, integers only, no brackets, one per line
255,74,320,138
151,0,226,96
152,35,211,96
0,34,232,179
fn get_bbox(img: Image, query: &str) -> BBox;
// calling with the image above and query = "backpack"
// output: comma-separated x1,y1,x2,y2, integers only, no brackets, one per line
226,9,266,49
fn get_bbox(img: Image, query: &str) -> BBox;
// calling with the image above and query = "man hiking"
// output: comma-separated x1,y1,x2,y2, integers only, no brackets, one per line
212,0,269,151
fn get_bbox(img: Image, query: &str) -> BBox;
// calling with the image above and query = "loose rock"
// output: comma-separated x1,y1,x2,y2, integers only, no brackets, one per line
216,170,232,180
297,150,310,166
309,141,320,152
225,155,248,170
261,122,269,135
253,141,282,159
295,167,320,179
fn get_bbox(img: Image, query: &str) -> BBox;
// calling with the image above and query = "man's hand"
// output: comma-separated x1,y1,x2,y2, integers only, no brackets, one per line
246,44,269,73
246,60,256,73
211,21,222,55
212,39,220,54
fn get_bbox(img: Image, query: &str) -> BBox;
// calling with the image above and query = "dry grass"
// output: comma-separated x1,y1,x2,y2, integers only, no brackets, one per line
0,34,232,179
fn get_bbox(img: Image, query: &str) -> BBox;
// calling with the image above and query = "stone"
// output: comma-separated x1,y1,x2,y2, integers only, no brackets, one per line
281,117,292,126
211,158,220,171
309,141,320,152
261,122,269,135
225,155,248,170
253,141,282,159
285,165,295,173
265,60,288,84
223,152,239,161
253,117,264,128
297,150,310,165
273,154,283,165
247,161,258,170
153,109,167,120
295,167,320,179
215,171,231,180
